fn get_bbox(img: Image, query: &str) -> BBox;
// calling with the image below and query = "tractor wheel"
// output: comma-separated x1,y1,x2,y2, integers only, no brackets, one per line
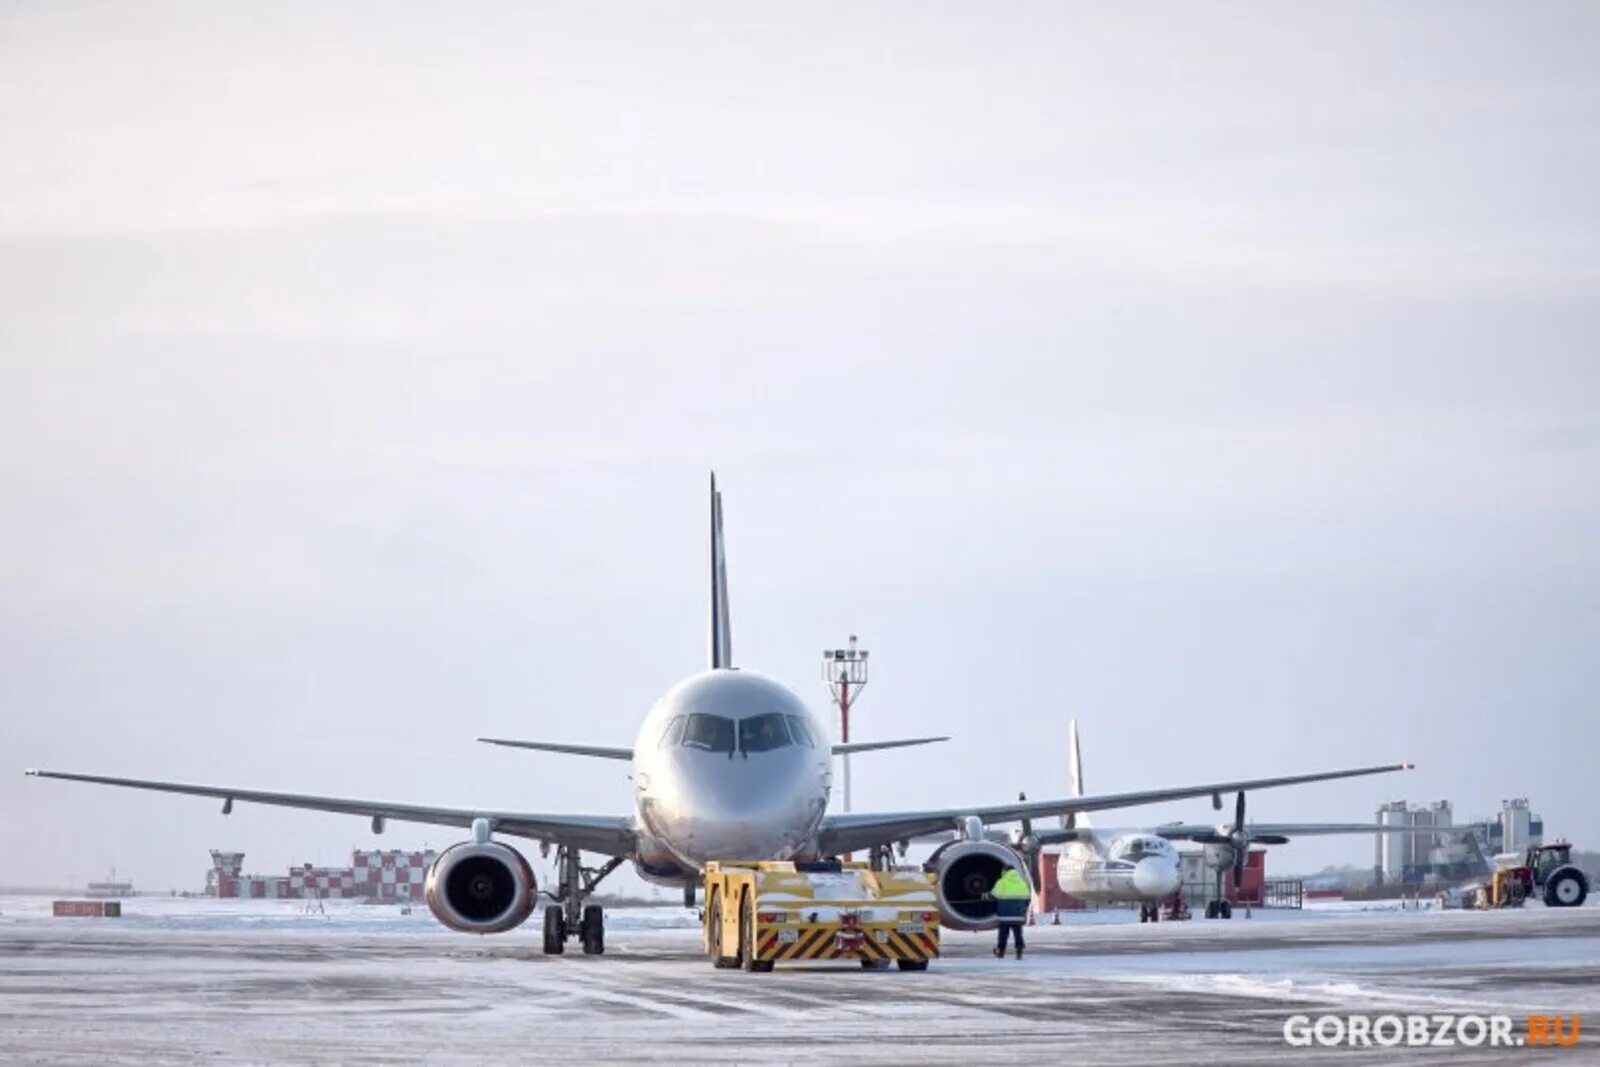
710,889,734,968
738,894,755,971
1544,868,1589,908
739,894,773,972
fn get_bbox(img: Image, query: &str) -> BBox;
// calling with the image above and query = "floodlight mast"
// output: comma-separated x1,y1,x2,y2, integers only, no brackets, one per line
822,635,869,858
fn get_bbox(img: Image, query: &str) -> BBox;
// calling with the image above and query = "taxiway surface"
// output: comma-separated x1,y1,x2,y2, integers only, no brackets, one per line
2,896,1596,1064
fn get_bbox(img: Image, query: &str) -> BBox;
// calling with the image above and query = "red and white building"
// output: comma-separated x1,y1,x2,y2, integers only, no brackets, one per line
353,849,434,901
208,848,439,900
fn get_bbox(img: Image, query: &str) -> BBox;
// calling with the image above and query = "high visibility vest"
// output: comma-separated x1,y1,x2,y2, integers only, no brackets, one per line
993,870,1032,900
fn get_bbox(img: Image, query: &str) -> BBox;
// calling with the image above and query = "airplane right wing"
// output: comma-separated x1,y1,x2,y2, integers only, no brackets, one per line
816,761,1412,856
25,769,637,857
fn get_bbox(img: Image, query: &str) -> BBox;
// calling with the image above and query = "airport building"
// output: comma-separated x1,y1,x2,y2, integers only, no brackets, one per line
207,848,438,900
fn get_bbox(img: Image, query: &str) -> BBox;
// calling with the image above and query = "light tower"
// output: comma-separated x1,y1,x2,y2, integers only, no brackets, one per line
822,635,869,819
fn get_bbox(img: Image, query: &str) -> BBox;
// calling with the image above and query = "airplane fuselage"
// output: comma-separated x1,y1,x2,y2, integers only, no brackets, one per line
1056,832,1182,904
631,669,831,882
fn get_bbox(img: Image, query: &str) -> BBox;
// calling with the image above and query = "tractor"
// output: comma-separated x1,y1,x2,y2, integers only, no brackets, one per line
1473,842,1588,910
1525,843,1589,908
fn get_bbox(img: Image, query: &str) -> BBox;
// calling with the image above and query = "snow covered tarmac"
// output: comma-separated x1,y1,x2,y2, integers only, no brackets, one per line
2,896,1597,1064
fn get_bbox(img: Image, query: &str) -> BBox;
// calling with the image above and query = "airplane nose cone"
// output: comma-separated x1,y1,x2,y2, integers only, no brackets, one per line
664,748,821,862
1133,857,1180,898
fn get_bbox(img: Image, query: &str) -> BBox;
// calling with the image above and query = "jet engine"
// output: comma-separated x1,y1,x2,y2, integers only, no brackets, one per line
925,839,1032,931
424,840,536,934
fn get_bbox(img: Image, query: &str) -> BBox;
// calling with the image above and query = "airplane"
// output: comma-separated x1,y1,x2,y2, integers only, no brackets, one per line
25,474,1414,956
1045,720,1430,921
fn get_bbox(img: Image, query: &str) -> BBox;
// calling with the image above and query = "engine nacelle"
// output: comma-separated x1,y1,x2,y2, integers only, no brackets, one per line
926,839,1032,931
424,840,536,934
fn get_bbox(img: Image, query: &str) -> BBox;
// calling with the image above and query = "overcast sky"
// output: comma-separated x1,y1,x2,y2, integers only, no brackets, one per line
3,3,1597,893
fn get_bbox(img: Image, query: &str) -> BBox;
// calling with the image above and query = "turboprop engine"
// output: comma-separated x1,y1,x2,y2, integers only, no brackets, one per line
925,839,1032,931
424,840,536,934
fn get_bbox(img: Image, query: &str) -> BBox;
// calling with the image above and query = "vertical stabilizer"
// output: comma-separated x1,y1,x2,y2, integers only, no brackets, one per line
1064,718,1088,829
1069,718,1084,797
709,473,733,669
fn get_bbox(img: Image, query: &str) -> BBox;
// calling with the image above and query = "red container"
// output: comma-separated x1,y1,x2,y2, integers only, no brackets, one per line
53,900,121,917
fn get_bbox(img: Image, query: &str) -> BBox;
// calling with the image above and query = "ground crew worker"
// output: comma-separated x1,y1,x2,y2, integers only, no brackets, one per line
989,866,1032,959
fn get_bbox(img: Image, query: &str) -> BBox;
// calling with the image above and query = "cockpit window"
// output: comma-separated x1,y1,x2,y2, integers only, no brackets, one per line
658,715,686,749
1121,837,1167,860
739,712,792,754
681,713,735,754
784,714,815,749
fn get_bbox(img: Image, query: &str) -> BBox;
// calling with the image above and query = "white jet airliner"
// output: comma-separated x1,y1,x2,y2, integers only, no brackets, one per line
26,476,1412,955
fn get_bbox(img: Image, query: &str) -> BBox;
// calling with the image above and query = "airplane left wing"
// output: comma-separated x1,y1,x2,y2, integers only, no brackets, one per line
816,761,1411,856
24,769,637,857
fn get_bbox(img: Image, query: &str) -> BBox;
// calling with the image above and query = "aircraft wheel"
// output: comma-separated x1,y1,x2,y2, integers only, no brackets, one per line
1204,901,1218,919
1220,901,1233,919
580,904,604,955
542,905,566,955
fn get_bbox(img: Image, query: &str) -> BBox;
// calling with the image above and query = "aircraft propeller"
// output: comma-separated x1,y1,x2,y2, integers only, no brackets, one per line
1191,791,1291,888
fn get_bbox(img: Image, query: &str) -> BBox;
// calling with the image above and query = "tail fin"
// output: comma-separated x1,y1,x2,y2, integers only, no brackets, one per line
1063,718,1088,829
1069,718,1084,797
709,472,733,669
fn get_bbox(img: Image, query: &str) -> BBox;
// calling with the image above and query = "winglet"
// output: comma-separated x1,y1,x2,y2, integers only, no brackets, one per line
709,472,733,670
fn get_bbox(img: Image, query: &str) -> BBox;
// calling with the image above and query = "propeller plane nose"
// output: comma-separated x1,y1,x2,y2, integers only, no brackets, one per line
1133,857,1181,898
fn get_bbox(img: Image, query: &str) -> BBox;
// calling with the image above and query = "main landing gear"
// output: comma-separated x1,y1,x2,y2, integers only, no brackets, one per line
541,846,625,956
1204,870,1234,920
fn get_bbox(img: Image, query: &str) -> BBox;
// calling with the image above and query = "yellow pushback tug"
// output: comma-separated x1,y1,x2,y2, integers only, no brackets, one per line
702,859,941,971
